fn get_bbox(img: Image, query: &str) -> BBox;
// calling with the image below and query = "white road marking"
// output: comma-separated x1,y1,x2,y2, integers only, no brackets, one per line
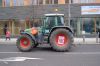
65,52,100,55
0,57,43,62
0,52,22,53
0,57,43,64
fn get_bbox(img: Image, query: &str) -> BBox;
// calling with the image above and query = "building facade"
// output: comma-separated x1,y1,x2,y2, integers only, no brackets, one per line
0,0,100,37
1,0,100,7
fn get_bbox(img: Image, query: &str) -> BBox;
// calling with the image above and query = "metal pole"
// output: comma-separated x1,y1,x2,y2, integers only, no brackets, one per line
96,32,99,43
68,0,71,27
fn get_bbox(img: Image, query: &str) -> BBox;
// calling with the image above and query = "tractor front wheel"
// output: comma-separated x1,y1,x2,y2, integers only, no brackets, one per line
16,35,35,52
50,28,73,52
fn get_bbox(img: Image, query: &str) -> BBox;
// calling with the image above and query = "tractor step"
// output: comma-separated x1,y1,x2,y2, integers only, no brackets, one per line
41,36,48,44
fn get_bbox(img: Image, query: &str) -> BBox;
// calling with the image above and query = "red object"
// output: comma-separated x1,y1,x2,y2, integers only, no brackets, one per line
55,34,69,47
6,31,11,37
31,27,38,35
20,37,30,48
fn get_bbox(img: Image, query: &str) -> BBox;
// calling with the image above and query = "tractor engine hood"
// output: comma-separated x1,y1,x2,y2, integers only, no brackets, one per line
24,28,31,33
24,27,40,35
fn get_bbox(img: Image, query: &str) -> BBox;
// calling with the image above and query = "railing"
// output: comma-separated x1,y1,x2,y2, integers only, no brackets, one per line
81,34,100,43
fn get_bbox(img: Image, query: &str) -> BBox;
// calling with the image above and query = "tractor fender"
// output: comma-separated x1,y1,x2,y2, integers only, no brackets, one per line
50,26,74,35
48,26,74,43
20,32,37,44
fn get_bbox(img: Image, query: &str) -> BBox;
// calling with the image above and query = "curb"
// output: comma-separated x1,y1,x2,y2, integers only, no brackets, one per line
73,43,100,45
0,38,100,45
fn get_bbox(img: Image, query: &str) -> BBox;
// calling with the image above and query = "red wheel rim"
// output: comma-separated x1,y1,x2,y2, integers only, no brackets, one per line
20,37,30,48
55,34,69,47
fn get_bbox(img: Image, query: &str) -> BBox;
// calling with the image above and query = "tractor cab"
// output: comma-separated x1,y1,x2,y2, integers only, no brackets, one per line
44,14,65,28
42,14,65,34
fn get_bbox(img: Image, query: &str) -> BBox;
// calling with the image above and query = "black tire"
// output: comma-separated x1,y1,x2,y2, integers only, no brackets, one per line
50,28,73,52
16,35,35,52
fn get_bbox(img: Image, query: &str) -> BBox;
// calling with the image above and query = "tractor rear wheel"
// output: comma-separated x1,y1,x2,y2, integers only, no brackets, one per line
50,28,73,52
16,35,35,52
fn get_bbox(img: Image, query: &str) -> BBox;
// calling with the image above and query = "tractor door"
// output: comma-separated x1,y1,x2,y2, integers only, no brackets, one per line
43,16,57,34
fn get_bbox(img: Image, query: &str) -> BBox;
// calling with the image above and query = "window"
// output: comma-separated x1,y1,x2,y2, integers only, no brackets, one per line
17,0,24,6
39,0,43,4
31,0,37,5
45,16,56,29
57,16,64,25
5,0,10,6
45,0,52,4
13,0,17,6
65,0,69,3
54,0,58,4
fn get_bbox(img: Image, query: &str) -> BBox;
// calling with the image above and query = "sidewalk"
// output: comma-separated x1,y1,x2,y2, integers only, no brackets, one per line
0,38,100,44
0,38,17,44
74,38,100,44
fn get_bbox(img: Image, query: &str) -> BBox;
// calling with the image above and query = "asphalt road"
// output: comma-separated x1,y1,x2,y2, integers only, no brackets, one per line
0,43,100,66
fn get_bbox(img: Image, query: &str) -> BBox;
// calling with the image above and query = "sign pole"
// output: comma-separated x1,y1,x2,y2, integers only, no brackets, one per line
68,0,71,27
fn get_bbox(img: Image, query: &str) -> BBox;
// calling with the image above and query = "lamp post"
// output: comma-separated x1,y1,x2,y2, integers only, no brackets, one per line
68,0,71,27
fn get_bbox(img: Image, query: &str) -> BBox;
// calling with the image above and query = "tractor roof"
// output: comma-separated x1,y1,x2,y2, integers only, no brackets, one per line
44,14,64,16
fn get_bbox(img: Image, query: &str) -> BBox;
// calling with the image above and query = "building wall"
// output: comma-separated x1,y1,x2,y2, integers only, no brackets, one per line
0,3,100,36
0,4,100,19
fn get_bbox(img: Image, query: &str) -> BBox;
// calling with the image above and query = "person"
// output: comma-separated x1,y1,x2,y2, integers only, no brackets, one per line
3,24,7,35
6,30,11,40
32,22,43,44
98,28,100,43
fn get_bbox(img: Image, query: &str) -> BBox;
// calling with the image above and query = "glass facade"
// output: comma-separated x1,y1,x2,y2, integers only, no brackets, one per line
0,18,42,36
70,17,100,36
1,17,98,36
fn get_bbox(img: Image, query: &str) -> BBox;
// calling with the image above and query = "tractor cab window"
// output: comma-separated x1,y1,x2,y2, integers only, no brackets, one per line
44,16,64,29
45,16,56,29
57,16,64,26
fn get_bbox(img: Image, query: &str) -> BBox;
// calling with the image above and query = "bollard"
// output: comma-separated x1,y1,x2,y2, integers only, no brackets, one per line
96,34,98,43
82,31,85,43
83,35,85,43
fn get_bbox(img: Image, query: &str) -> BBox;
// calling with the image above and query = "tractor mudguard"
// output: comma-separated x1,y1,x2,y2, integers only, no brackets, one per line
20,32,37,44
50,26,74,35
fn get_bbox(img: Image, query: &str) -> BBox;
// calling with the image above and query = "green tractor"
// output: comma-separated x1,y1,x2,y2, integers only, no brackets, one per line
16,14,74,52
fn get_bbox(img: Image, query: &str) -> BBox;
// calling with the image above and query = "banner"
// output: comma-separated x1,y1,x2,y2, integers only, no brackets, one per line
81,6,100,15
